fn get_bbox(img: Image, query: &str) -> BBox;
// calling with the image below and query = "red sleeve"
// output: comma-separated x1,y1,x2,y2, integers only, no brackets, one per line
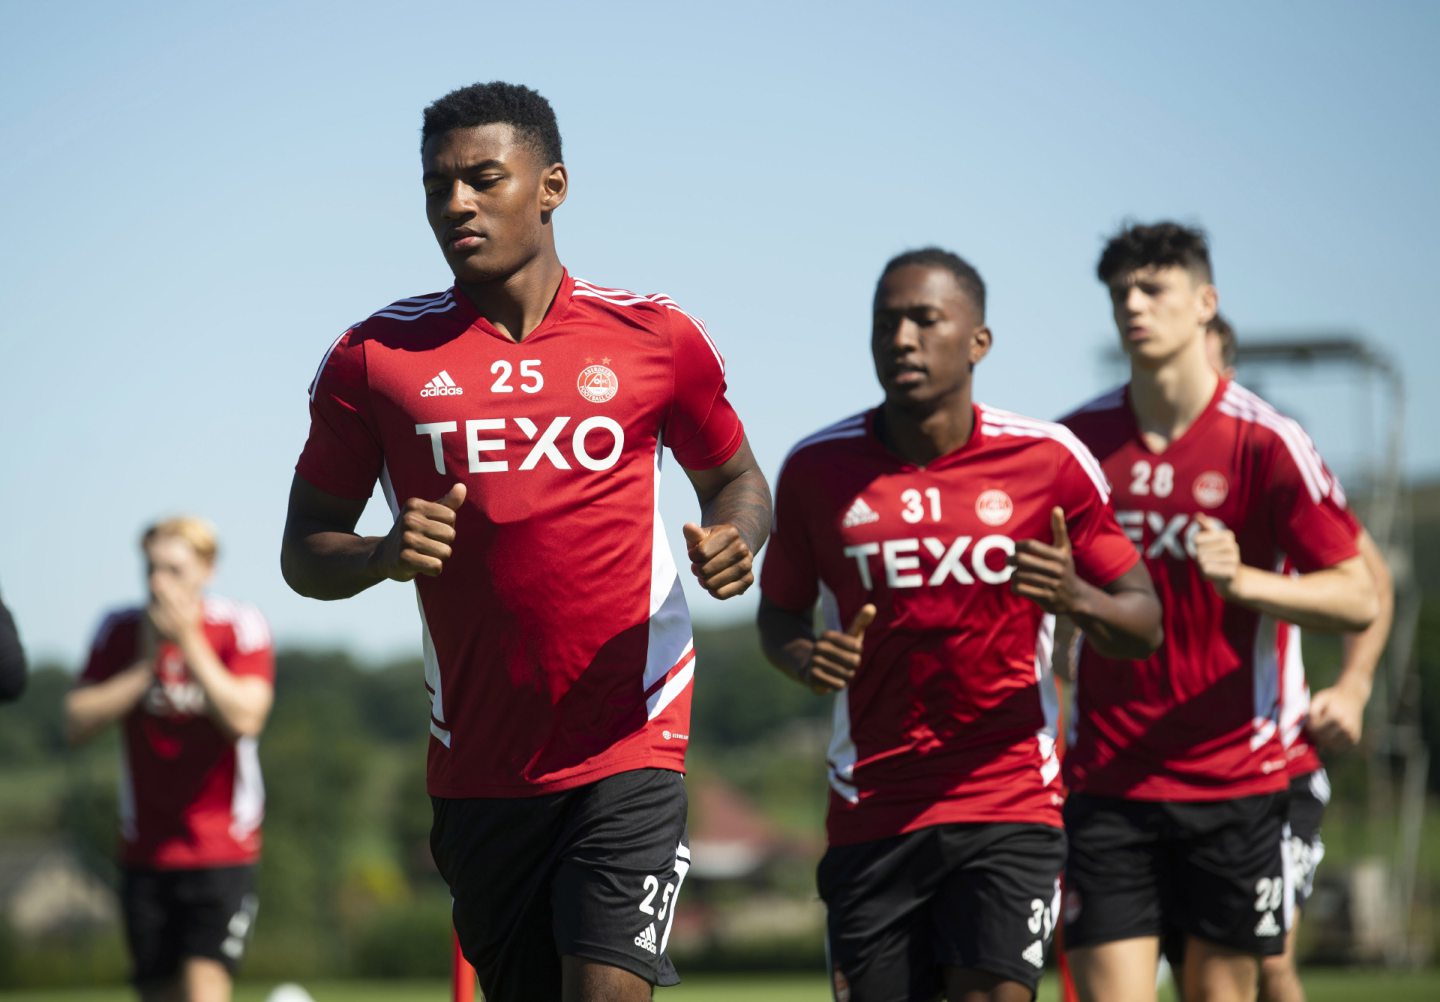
663,305,745,470
295,329,384,499
1057,444,1140,588
223,604,275,683
1264,431,1360,572
79,611,136,685
758,455,821,612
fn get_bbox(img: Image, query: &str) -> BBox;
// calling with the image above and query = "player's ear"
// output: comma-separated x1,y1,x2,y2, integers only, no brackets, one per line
1198,282,1218,325
539,163,568,219
969,325,993,366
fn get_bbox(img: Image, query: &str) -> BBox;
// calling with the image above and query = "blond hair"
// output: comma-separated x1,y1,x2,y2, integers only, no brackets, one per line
142,516,219,565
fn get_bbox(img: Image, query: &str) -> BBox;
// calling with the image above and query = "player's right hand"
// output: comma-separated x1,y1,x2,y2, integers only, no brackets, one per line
801,604,876,694
372,484,466,582
1194,513,1245,598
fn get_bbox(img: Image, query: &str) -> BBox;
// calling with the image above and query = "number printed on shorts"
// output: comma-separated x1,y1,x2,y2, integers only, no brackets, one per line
1254,876,1283,912
639,874,676,920
1027,896,1055,938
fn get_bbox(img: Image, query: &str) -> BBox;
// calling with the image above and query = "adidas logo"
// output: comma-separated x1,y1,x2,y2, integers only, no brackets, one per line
1022,939,1045,968
842,496,879,528
420,370,464,397
633,923,658,955
1255,911,1281,938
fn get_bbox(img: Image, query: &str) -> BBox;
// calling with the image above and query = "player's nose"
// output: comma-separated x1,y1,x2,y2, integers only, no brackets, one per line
437,180,476,219
883,318,919,351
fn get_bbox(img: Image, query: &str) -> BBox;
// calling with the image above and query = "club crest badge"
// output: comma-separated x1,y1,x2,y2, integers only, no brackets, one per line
577,364,619,403
975,489,1014,527
1193,471,1229,509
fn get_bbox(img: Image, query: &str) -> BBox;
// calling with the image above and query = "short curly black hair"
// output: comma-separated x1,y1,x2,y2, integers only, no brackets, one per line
878,247,987,319
1097,221,1213,285
421,81,563,165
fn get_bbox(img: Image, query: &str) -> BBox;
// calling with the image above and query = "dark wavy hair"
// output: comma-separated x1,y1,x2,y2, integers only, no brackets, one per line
1097,221,1213,285
1208,312,1238,369
878,247,986,319
421,81,563,165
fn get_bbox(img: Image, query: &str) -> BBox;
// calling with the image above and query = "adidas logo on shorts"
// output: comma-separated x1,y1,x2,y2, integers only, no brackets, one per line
1022,939,1045,968
634,923,658,955
842,496,880,528
420,370,464,397
1255,910,1281,938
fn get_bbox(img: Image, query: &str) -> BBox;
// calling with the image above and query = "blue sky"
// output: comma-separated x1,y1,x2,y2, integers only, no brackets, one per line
3,1,1437,665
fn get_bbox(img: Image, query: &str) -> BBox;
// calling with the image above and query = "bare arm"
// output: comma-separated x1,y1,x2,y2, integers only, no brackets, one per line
757,595,876,693
173,627,273,740
1194,515,1378,632
681,436,772,600
1011,508,1164,660
280,474,465,601
1308,529,1394,751
144,577,274,740
1052,616,1079,684
65,659,154,744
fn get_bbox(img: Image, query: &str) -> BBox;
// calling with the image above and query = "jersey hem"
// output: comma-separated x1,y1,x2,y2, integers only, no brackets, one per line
826,806,1063,846
1066,774,1289,801
428,751,687,799
121,850,261,870
293,462,376,502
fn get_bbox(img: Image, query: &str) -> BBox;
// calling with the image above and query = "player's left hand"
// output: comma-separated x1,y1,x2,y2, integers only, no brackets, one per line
1194,513,1245,598
1307,682,1367,752
147,575,203,642
683,522,755,599
1010,508,1083,615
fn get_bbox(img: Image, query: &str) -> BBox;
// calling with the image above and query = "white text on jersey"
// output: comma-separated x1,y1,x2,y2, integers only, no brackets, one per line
1115,511,1228,561
843,535,1017,589
415,417,625,474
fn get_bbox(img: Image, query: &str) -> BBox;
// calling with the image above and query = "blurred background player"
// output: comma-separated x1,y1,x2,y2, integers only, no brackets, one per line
1201,315,1396,1002
1058,222,1378,1002
0,587,26,702
757,248,1161,1002
281,82,769,1002
65,517,274,1002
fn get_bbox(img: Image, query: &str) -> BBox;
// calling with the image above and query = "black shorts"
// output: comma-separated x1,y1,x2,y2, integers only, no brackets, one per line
120,864,258,986
1063,791,1289,956
430,768,689,1002
1286,769,1329,914
818,823,1065,1000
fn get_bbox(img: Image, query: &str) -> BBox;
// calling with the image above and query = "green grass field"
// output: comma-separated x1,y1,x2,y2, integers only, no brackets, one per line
5,970,1440,1001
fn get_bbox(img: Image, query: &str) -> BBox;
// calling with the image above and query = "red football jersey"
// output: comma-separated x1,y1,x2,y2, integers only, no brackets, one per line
80,598,273,869
1061,380,1360,801
296,273,745,797
760,404,1139,845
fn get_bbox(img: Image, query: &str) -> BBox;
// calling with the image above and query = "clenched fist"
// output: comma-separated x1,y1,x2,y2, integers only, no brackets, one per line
801,604,877,693
682,522,756,600
373,484,466,582
1194,513,1244,598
